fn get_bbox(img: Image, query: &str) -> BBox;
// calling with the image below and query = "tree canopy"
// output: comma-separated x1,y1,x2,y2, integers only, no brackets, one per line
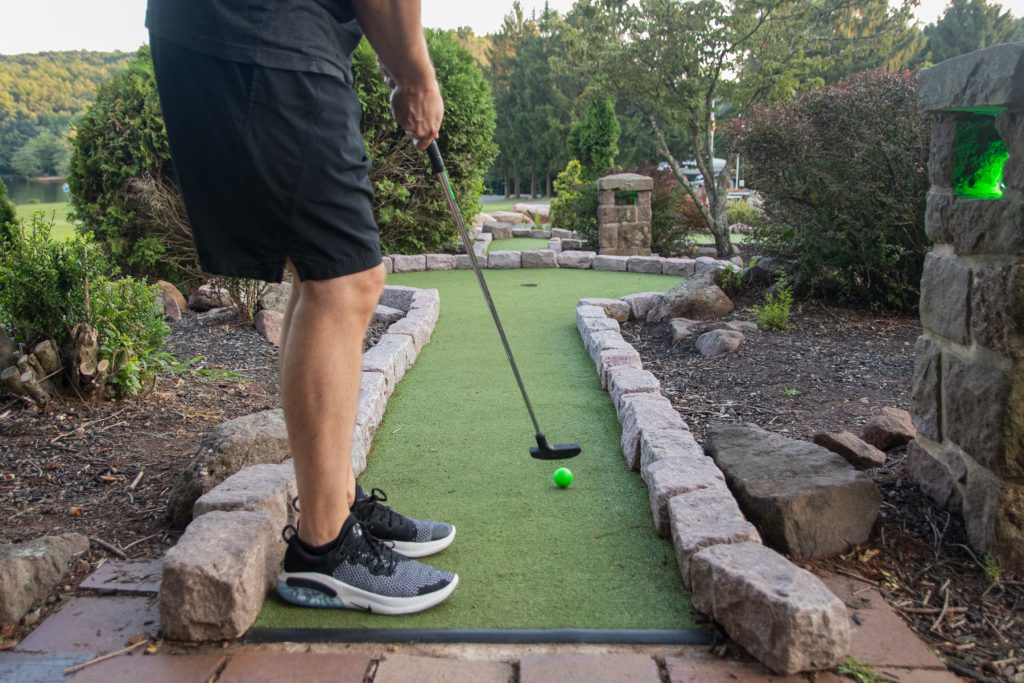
923,0,1023,64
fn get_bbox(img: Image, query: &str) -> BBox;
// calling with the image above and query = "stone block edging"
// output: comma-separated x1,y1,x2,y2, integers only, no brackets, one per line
381,231,736,277
575,296,851,675
159,285,440,641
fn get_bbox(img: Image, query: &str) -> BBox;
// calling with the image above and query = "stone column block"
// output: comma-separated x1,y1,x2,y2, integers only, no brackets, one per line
928,115,960,188
690,542,850,674
906,439,964,510
599,189,616,206
911,335,942,440
919,253,972,345
598,224,620,250
996,111,1024,191
942,353,1012,476
972,263,1024,357
964,467,1024,569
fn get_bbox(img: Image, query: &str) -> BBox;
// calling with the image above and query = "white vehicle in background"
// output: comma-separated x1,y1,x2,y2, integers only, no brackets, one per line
656,158,728,187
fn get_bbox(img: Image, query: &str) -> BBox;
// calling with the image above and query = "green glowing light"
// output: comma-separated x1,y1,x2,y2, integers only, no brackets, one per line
953,117,1008,200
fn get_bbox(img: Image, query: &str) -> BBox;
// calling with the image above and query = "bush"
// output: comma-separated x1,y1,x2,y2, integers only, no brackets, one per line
354,30,497,254
752,277,793,331
0,177,15,246
729,69,930,310
0,213,168,396
631,166,700,257
70,34,498,283
725,201,766,230
567,98,620,180
551,160,599,244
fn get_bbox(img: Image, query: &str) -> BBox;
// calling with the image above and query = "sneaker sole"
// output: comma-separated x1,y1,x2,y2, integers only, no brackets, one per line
390,526,457,558
276,571,459,615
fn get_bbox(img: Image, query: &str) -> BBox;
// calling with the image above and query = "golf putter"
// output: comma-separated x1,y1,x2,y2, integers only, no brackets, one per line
427,141,581,461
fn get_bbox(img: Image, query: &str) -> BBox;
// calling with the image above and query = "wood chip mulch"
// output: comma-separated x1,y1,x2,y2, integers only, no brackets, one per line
625,302,1022,682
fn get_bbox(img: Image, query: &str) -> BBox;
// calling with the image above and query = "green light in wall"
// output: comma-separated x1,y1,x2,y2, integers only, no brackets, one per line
953,117,1008,200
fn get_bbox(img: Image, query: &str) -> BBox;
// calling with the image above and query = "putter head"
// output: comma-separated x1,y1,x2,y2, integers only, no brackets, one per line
530,433,582,460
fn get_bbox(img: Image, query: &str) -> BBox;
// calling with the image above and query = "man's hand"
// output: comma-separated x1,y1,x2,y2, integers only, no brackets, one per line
355,0,443,150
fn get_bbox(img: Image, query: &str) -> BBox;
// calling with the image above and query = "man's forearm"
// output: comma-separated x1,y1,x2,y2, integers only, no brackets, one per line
353,0,434,87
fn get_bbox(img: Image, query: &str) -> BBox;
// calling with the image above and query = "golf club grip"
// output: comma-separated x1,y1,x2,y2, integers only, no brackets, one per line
427,141,445,175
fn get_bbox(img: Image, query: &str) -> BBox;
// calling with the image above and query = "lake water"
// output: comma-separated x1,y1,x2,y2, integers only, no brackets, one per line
1,175,69,205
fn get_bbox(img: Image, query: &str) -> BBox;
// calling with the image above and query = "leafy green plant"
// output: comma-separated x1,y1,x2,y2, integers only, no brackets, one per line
215,277,266,323
983,553,1002,584
714,266,745,297
0,177,15,246
551,159,599,245
836,656,881,683
752,276,793,332
90,277,170,396
782,388,801,397
726,201,766,229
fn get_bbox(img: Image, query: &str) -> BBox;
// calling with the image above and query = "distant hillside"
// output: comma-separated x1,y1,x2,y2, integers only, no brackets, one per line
0,49,134,174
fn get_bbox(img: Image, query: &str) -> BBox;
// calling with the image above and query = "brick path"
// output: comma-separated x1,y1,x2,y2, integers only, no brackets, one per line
0,560,963,682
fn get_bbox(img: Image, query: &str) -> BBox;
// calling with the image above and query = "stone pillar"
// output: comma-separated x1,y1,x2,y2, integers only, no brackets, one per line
597,173,654,256
911,44,1024,569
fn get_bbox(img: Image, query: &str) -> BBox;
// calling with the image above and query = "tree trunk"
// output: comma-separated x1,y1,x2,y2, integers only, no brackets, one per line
67,323,99,392
546,174,552,200
32,340,61,378
19,371,49,407
1,366,24,397
504,174,511,198
530,170,537,199
514,173,521,198
707,165,735,259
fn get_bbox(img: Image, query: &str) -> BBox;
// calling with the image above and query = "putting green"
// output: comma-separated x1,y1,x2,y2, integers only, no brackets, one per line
254,269,694,630
487,237,550,252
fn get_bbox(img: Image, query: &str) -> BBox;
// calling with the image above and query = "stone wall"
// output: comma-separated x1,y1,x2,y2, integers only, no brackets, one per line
597,173,653,256
910,44,1024,569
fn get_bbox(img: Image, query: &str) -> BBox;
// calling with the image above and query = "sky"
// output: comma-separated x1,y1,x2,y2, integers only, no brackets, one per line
0,0,1016,55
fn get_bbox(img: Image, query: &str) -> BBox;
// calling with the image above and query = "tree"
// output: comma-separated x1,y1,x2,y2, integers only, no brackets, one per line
11,130,70,177
567,97,620,178
0,177,16,246
924,0,1022,64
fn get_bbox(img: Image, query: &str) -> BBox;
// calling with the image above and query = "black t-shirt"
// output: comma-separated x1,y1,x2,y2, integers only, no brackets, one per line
146,0,363,83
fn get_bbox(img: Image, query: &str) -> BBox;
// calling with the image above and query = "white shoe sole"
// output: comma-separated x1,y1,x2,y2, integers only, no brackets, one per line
390,526,456,558
277,571,458,615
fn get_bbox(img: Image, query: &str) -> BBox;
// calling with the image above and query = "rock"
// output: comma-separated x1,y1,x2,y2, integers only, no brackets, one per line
515,203,551,222
521,250,558,268
724,320,759,334
662,258,696,277
705,423,880,559
488,250,522,269
664,279,734,320
382,256,394,274
670,318,700,342
646,456,728,537
425,254,456,271
730,256,744,268
258,282,291,313
813,431,886,470
374,305,405,325
163,296,183,321
695,329,745,359
484,224,513,240
668,490,761,588
622,292,665,322
627,256,664,274
489,211,529,225
166,410,291,529
188,284,232,312
157,280,188,317
639,428,705,484
607,366,661,412
578,298,630,323
390,255,427,273
906,439,961,510
0,328,16,359
160,510,278,641
592,255,630,272
618,393,687,470
0,533,90,624
561,238,584,250
454,254,477,269
743,257,783,287
379,285,416,312
690,542,850,674
861,407,917,451
193,463,297,529
254,310,284,347
557,250,596,269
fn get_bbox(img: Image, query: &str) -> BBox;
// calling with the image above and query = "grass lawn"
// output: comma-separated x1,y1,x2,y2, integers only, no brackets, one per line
255,268,694,631
480,197,549,213
690,232,748,245
487,237,550,252
14,202,76,241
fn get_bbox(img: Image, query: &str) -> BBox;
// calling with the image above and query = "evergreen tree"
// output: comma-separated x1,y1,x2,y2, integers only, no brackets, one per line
567,98,620,178
924,0,1022,64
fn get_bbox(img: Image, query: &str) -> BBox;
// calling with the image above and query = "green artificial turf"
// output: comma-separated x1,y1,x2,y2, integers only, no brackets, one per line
254,269,694,631
487,237,550,252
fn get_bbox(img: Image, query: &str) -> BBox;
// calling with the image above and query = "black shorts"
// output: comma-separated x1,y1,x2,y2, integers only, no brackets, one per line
151,36,381,282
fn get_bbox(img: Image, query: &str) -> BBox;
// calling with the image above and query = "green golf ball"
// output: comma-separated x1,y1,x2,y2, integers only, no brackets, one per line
553,467,574,488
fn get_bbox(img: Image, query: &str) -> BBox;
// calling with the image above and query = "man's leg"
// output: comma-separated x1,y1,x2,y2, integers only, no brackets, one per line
280,264,385,546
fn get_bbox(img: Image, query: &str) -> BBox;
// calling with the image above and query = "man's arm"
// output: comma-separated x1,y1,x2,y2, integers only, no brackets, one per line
353,0,443,150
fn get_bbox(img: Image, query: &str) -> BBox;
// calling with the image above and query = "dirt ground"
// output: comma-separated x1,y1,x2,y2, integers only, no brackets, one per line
625,301,1022,682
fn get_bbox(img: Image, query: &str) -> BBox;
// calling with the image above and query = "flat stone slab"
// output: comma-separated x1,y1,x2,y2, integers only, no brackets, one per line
647,455,728,537
375,654,513,683
597,173,654,192
619,392,687,470
520,653,661,683
705,423,881,559
691,542,850,674
66,654,226,683
666,655,816,682
0,653,90,683
219,651,372,683
668,489,762,587
16,596,158,655
918,43,1024,112
79,559,163,595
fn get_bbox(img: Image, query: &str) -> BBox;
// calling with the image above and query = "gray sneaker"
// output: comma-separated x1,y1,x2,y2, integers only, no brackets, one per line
277,518,458,615
351,485,456,558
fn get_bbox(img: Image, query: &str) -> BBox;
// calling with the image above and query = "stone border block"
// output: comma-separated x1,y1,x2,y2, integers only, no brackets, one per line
488,250,522,269
628,256,664,274
598,347,643,389
647,456,728,537
669,488,762,586
579,298,630,322
379,285,416,312
639,428,705,483
585,330,632,365
390,254,427,273
618,392,687,470
521,250,558,268
382,256,393,274
690,542,850,675
385,308,436,353
592,255,630,272
607,365,660,412
192,463,296,531
663,258,696,277
425,254,455,271
558,250,596,269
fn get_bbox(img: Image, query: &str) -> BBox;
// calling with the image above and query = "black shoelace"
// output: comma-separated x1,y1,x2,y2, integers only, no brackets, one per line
331,523,399,576
352,487,407,531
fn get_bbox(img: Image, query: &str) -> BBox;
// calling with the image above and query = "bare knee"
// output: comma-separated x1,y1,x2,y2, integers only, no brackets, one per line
298,264,385,321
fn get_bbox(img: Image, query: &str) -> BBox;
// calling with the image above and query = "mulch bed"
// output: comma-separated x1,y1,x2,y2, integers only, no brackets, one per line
0,307,385,645
625,301,1022,682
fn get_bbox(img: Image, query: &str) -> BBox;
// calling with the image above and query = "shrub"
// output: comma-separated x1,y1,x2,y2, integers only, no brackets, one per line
354,30,498,254
728,69,929,311
551,160,599,244
752,277,793,331
725,201,766,230
567,98,620,180
634,166,699,257
0,213,168,396
0,177,15,246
